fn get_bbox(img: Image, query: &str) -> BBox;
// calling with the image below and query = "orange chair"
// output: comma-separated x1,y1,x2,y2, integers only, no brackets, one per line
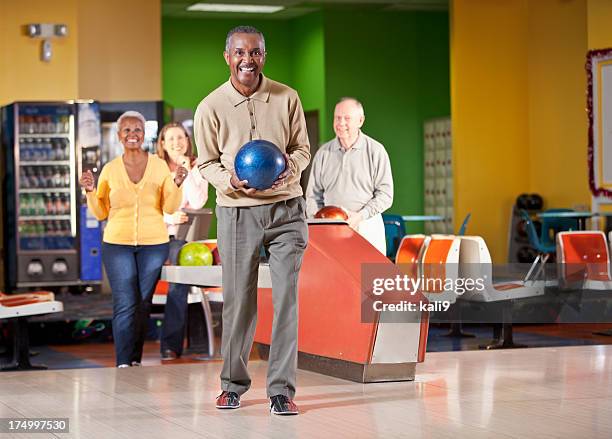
0,291,63,370
419,234,461,304
395,234,430,264
395,234,430,279
556,231,612,290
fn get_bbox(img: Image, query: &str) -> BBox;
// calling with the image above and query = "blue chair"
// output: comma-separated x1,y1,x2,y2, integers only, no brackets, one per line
520,209,555,281
457,213,472,236
539,208,578,247
382,214,406,260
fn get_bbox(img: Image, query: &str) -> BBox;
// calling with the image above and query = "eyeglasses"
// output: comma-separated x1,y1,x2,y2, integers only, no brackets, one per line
230,48,265,59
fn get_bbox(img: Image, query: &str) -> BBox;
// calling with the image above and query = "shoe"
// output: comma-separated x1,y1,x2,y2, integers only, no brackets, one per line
117,364,130,368
161,349,179,361
215,391,240,409
131,361,142,367
270,395,298,415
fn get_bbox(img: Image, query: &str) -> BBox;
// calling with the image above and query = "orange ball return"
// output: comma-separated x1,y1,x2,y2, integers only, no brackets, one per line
162,221,430,382
255,221,429,382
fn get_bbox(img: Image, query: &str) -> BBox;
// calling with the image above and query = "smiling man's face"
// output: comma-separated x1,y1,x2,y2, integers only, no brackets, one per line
224,32,266,95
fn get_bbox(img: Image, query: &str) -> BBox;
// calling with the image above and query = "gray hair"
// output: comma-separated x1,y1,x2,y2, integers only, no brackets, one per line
338,97,365,116
225,25,265,52
116,111,146,129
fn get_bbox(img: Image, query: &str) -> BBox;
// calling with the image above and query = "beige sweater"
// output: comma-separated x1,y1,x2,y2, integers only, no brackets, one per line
194,74,311,207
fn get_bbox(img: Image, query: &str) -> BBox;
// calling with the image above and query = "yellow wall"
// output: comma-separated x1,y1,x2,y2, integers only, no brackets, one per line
452,0,597,262
77,0,161,101
0,0,79,104
527,0,590,210
451,0,530,262
0,0,160,105
587,0,612,49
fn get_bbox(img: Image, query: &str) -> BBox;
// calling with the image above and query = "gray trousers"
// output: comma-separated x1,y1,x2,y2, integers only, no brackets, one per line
216,197,308,398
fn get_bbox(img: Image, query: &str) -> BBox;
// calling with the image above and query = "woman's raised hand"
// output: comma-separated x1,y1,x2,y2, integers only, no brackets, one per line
80,170,95,192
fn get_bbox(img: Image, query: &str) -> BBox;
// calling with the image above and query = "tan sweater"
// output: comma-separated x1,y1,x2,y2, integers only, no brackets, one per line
194,74,310,207
86,155,182,245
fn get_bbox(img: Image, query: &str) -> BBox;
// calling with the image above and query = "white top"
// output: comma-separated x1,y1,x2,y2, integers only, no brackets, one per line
164,166,209,236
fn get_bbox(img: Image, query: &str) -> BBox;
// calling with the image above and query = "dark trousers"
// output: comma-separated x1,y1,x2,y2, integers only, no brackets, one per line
160,238,189,355
216,197,307,398
102,242,169,366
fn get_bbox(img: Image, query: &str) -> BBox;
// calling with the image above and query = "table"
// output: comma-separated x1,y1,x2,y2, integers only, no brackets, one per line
536,211,593,230
401,215,445,222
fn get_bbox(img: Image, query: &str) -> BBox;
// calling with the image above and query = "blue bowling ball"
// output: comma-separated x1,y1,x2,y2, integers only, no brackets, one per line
234,140,286,190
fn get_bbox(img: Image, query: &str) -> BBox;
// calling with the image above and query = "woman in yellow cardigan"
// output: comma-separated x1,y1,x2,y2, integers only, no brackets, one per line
79,111,187,368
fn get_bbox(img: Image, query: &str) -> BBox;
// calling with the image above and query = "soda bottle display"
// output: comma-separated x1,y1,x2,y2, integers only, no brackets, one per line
26,167,37,188
56,139,65,160
35,194,46,216
60,195,70,214
63,139,70,160
45,193,55,215
24,194,35,216
35,168,45,188
41,138,50,160
44,167,53,187
48,140,57,160
63,167,71,187
54,193,63,215
52,167,62,187
20,194,30,216
44,116,55,133
19,168,29,189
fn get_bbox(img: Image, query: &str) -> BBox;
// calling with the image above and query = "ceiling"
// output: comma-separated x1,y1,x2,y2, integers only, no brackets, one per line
162,0,448,20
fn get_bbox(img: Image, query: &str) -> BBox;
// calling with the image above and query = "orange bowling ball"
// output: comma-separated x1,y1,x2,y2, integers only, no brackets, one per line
314,205,348,220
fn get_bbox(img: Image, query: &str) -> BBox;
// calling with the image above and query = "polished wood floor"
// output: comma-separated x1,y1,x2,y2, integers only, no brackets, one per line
0,345,610,438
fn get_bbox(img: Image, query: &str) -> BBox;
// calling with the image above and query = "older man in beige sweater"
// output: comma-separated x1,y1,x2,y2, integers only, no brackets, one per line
194,25,310,416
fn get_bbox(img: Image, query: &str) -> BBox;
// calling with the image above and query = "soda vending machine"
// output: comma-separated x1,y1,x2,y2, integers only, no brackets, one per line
1,101,103,292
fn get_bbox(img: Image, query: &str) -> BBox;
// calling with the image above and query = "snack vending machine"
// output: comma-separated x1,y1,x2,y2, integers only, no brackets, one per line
1,101,103,291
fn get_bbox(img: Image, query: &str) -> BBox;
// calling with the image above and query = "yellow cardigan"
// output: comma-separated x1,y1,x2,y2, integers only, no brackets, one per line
86,154,182,245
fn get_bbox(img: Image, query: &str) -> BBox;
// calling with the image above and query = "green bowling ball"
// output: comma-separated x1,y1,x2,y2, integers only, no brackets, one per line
178,242,213,266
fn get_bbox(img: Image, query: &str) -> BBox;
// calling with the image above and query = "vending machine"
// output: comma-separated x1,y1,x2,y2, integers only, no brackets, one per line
1,101,103,292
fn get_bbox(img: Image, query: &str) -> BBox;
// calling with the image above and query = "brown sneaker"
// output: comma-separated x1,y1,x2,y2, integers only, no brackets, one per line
216,391,240,409
270,395,298,415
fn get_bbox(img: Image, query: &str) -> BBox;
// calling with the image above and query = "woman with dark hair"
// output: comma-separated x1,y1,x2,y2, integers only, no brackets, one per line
156,122,208,360
80,111,188,368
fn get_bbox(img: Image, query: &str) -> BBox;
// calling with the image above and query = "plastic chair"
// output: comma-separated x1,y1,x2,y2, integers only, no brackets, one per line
457,213,472,236
395,234,430,279
520,210,556,254
458,236,545,301
556,231,612,290
419,235,461,304
539,208,578,247
520,210,555,281
382,214,406,260
395,234,430,265
458,236,544,349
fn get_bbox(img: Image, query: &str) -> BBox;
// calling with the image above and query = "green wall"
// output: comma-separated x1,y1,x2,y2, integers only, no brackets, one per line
290,12,327,140
323,10,450,221
162,18,294,110
162,10,449,235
